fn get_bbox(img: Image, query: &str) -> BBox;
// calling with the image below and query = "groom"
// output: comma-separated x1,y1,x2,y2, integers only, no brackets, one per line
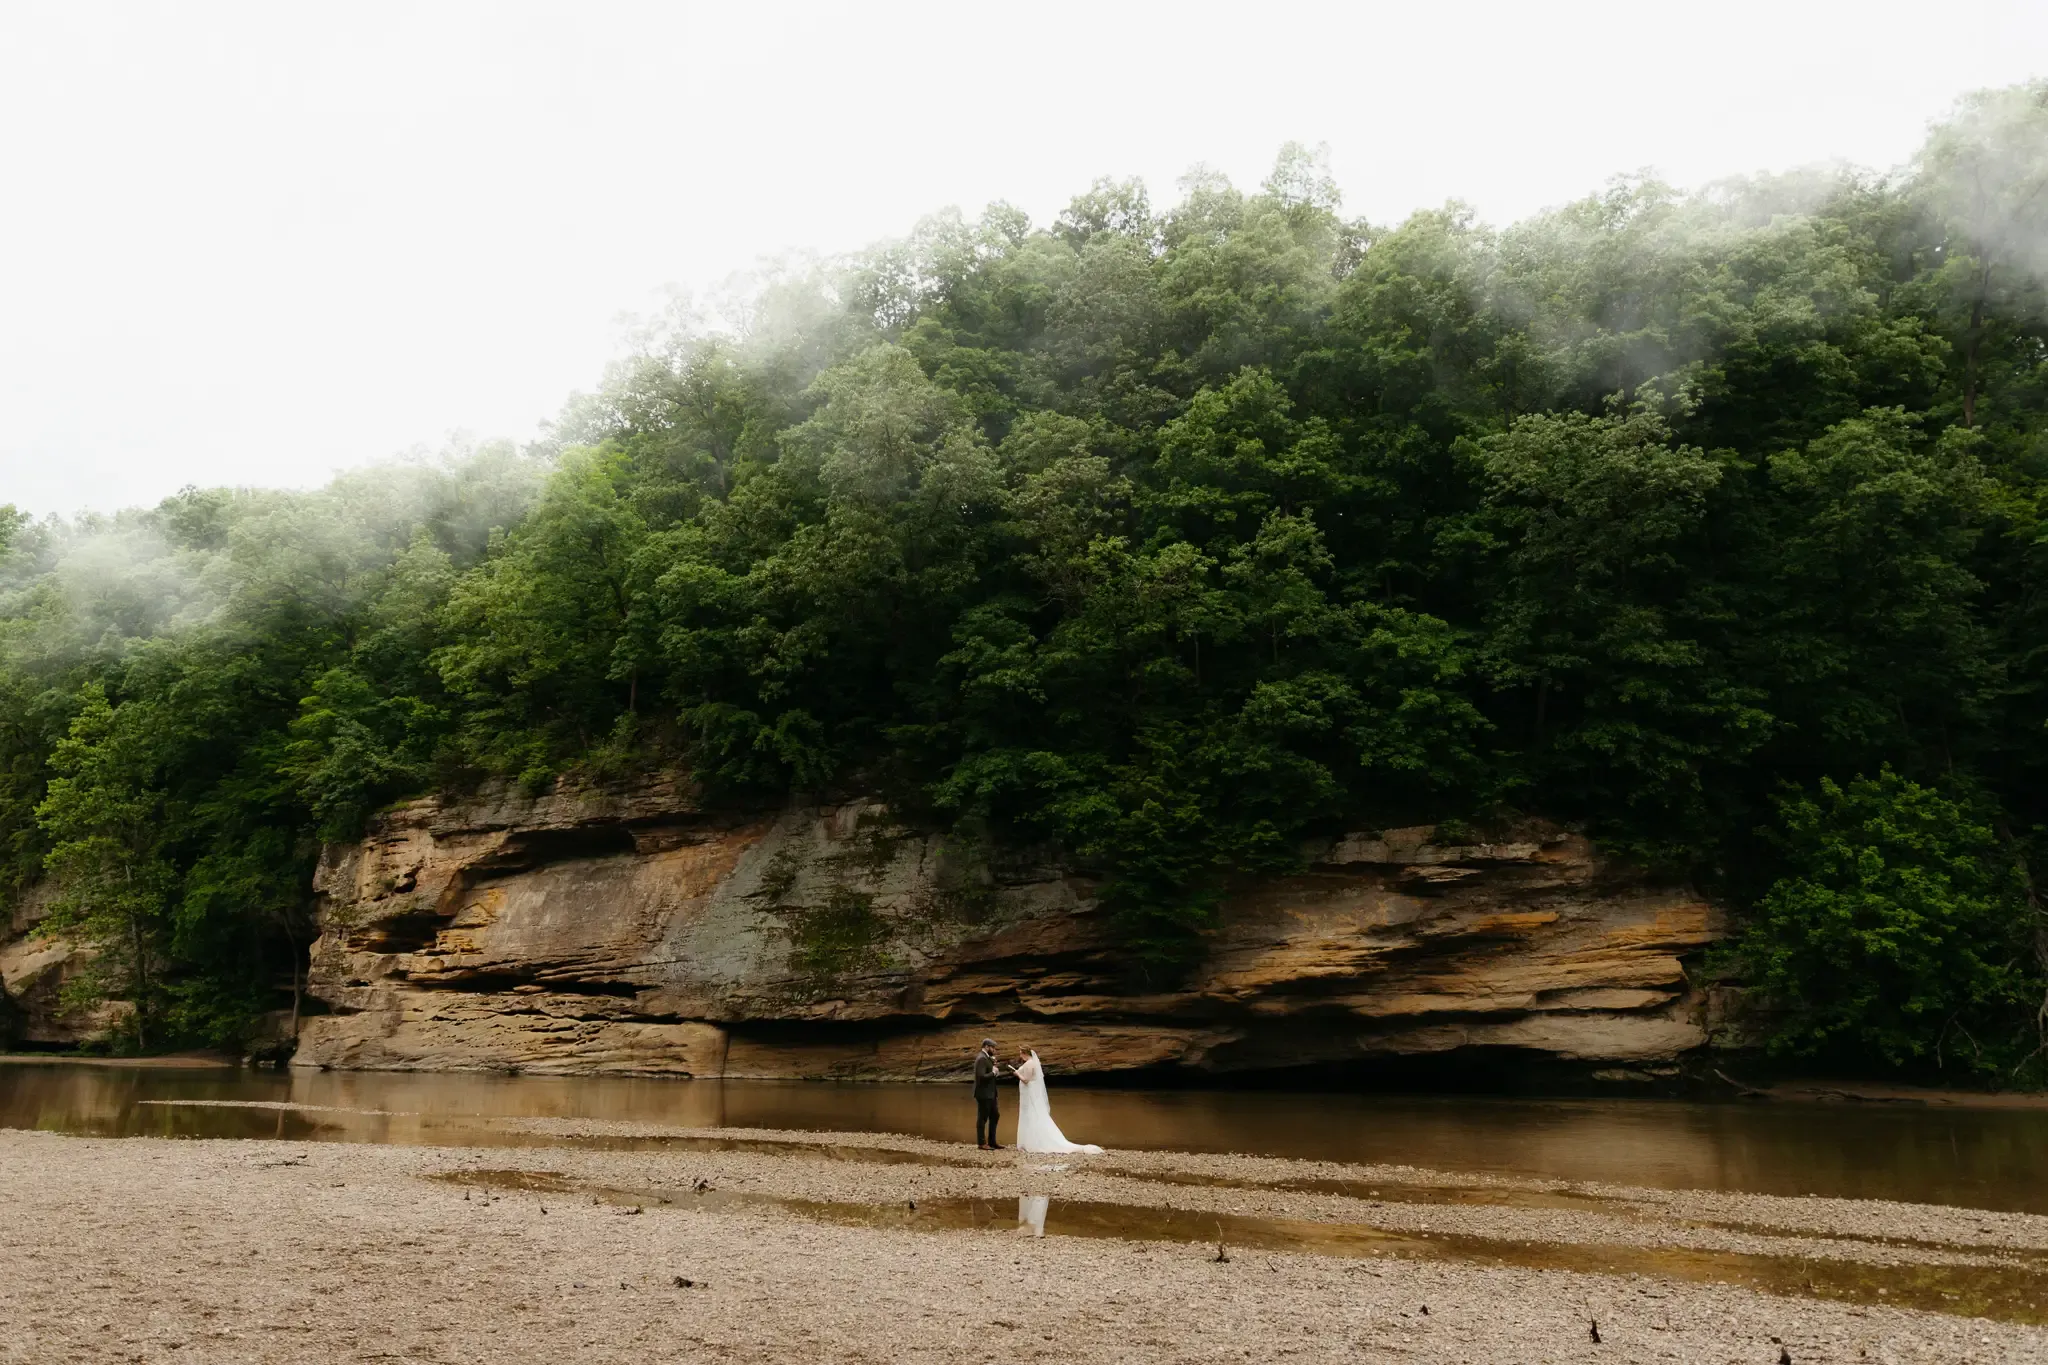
972,1037,1004,1149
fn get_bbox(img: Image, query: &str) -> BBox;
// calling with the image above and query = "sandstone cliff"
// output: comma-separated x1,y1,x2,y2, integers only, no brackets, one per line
296,776,1722,1081
0,884,120,1048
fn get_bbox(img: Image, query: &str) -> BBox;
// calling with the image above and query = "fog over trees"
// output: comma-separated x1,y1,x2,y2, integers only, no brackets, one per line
5,86,2047,1080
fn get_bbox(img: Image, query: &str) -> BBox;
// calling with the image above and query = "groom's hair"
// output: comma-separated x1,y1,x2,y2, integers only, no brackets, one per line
980,1038,995,1048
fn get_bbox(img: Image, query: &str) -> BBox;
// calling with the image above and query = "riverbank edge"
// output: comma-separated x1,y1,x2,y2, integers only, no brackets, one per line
8,1050,2047,1112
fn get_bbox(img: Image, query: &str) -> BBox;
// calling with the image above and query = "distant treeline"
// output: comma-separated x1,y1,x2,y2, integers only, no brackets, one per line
4,86,2047,1079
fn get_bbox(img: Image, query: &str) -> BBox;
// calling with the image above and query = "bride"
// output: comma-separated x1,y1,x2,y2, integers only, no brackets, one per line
1010,1047,1103,1154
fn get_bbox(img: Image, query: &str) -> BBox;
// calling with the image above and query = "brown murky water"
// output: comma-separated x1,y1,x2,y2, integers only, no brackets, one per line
429,1169,2048,1325
864,1198,2048,1326
5,1060,2045,1213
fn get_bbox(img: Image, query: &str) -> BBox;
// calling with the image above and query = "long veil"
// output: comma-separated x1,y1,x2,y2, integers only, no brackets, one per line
1013,1051,1104,1155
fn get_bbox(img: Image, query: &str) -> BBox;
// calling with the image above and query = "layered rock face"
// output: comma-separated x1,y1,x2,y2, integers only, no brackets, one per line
298,776,1722,1080
0,886,122,1048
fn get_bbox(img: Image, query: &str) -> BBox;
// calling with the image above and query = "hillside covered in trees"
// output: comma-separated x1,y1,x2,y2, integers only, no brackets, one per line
4,85,2047,1082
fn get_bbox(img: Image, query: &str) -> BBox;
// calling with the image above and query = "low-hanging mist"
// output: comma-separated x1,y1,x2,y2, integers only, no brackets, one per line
5,88,2048,1083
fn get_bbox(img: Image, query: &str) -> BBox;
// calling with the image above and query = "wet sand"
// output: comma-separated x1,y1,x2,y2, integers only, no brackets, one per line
0,1125,2041,1364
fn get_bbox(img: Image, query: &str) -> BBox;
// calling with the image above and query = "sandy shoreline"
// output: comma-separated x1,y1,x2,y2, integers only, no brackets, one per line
0,1125,2042,1364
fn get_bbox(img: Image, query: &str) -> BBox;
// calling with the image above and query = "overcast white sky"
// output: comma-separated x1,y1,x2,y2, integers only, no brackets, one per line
2,1,2044,518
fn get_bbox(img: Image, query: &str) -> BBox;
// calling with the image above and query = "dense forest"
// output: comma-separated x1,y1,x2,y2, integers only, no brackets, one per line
4,85,2047,1081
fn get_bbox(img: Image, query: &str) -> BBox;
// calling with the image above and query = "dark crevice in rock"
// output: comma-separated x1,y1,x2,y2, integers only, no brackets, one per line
465,825,638,879
348,912,449,955
402,973,643,998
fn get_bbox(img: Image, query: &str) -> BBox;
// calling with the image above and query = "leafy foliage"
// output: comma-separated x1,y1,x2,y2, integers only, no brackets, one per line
1740,771,2038,1076
0,451,546,1048
5,89,2048,1067
34,682,172,1047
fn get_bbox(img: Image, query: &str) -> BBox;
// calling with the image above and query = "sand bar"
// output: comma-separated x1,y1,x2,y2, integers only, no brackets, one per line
0,1125,2042,1363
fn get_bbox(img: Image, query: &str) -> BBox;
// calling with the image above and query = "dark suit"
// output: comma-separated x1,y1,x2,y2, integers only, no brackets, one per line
973,1050,1001,1146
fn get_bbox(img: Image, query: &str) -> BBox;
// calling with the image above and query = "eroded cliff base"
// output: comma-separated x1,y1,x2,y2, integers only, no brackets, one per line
295,775,1723,1082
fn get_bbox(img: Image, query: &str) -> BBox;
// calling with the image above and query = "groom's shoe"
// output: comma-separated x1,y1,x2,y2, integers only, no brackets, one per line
987,1144,1004,1150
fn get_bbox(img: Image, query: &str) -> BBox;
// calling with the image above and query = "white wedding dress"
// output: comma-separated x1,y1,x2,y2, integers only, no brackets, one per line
1012,1051,1103,1154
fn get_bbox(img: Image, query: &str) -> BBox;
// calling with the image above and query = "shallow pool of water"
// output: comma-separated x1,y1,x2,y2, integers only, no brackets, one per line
4,1061,2045,1213
427,1169,2048,1325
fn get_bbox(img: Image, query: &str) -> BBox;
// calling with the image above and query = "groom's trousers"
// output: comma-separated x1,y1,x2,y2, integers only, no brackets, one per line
975,1095,999,1146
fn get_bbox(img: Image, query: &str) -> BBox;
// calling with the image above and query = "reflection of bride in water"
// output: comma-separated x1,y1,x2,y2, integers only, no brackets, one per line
1011,1048,1103,1154
1015,1194,1048,1237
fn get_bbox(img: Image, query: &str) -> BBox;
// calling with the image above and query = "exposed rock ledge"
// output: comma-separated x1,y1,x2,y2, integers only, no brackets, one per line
296,775,1722,1081
0,884,122,1048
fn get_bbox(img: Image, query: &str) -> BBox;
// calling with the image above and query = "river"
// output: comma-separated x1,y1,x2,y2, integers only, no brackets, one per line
5,1060,2044,1213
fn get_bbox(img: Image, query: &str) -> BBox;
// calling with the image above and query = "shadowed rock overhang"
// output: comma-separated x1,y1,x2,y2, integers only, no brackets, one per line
295,774,1722,1081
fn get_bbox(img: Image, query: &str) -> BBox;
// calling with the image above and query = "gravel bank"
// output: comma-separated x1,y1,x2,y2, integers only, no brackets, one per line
0,1128,2039,1364
501,1116,2048,1259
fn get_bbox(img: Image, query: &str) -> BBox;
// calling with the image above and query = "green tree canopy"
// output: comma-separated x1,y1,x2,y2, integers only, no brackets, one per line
4,100,2047,1070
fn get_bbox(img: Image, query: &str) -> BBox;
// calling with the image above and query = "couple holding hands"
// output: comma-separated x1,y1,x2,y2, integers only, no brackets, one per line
971,1039,1103,1154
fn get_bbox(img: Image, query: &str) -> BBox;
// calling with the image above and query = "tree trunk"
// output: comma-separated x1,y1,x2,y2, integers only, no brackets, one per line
286,917,303,1037
1994,819,2048,1061
123,861,148,1051
127,914,148,1052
